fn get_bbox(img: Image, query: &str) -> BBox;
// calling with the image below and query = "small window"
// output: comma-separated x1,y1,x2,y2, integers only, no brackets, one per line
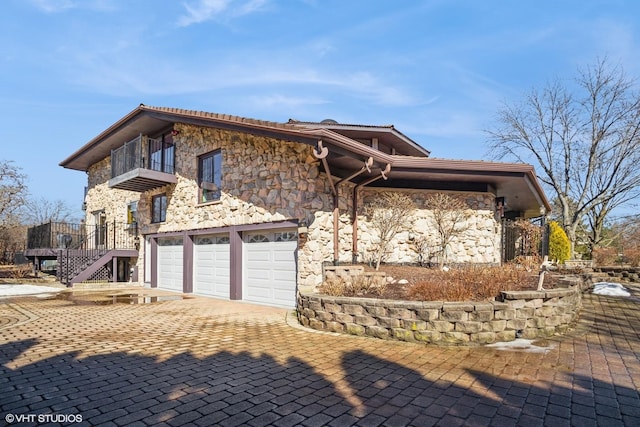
127,201,138,224
195,237,214,245
157,238,181,246
198,150,222,203
275,231,297,242
152,194,167,223
249,234,270,243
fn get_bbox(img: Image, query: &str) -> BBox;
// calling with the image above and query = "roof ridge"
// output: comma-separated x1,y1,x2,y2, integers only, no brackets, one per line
140,105,304,130
288,119,395,128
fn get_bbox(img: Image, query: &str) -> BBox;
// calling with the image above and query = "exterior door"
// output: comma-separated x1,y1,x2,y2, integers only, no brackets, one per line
93,211,106,247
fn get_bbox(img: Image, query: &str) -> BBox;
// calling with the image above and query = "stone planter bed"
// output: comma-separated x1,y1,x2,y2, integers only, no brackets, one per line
297,276,589,346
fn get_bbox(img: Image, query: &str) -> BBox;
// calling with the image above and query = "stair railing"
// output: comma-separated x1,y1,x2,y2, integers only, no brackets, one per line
50,221,139,284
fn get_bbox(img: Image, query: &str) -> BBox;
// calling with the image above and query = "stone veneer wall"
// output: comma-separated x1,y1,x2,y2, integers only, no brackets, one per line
357,190,500,265
297,282,585,345
85,156,143,277
84,122,503,291
85,124,338,290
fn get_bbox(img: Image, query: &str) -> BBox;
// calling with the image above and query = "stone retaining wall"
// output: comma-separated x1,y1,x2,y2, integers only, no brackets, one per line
592,267,640,282
297,282,586,345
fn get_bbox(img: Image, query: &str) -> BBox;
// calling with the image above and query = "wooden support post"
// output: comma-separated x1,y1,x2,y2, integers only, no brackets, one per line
352,187,359,264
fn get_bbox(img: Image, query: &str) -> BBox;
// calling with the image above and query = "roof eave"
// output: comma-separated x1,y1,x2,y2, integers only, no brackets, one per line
301,128,395,165
389,156,552,215
59,105,318,171
59,104,147,169
293,122,431,157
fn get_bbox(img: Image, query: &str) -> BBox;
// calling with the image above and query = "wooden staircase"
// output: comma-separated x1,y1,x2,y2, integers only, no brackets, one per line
25,220,140,286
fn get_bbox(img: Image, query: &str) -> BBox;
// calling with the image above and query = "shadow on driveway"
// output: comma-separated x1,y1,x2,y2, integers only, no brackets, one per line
2,332,639,426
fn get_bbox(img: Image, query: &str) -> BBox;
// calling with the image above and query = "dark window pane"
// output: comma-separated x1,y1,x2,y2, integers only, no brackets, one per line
148,135,175,173
199,150,222,203
163,142,175,173
152,194,167,223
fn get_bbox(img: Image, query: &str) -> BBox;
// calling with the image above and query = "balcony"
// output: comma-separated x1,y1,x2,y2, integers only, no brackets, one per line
109,135,177,192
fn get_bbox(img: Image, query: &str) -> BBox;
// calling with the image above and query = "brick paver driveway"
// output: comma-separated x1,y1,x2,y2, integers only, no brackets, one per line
1,285,639,427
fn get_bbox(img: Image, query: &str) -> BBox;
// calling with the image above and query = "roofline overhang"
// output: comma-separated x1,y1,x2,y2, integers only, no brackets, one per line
301,128,395,166
60,105,146,169
389,156,552,213
59,105,551,215
60,106,402,172
297,123,431,157
60,104,321,170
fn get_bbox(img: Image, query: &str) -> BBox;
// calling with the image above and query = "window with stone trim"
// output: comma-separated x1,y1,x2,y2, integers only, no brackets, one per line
127,201,138,224
151,194,167,223
198,150,222,203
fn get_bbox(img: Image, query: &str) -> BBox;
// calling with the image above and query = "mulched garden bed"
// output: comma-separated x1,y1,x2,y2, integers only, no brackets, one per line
320,264,563,302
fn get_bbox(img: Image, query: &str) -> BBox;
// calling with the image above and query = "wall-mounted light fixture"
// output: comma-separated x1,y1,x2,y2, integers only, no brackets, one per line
298,218,309,238
496,197,506,218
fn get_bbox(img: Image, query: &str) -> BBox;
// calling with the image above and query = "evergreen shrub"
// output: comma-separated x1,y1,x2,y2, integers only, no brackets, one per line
548,221,570,264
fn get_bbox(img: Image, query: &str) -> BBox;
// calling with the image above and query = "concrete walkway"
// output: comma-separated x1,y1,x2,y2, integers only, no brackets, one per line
1,285,639,426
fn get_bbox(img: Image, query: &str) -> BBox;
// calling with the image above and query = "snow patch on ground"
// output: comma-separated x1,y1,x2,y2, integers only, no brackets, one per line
593,282,631,297
0,284,63,298
485,338,554,353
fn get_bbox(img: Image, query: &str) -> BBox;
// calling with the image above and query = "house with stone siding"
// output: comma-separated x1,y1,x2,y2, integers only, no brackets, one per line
38,104,550,308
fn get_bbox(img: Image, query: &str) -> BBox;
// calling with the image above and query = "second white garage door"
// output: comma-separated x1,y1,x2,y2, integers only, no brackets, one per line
193,234,230,298
243,230,297,308
157,237,183,292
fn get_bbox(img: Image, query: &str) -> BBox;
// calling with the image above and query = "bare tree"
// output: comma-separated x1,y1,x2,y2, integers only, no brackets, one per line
487,58,640,257
0,213,26,264
363,192,416,270
424,192,473,268
0,160,27,224
620,215,640,248
21,197,79,226
607,214,640,253
584,200,616,252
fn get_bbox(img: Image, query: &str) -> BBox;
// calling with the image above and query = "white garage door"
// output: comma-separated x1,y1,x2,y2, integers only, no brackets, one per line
157,237,183,292
193,235,230,298
243,230,297,308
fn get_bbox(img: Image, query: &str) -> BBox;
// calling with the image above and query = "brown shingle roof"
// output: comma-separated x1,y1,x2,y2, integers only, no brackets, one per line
288,118,396,129
59,104,550,216
143,105,303,131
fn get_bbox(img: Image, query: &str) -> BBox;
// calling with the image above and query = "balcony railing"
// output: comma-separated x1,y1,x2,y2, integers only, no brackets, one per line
111,135,144,178
26,221,139,251
109,135,177,192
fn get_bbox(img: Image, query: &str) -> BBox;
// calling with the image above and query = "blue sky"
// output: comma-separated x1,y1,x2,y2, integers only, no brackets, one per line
2,0,639,216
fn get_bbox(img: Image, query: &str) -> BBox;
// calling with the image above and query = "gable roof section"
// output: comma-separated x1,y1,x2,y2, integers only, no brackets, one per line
59,104,315,171
287,119,430,158
60,104,550,217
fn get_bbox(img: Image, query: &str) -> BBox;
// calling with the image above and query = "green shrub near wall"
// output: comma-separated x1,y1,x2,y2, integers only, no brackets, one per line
549,221,571,264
